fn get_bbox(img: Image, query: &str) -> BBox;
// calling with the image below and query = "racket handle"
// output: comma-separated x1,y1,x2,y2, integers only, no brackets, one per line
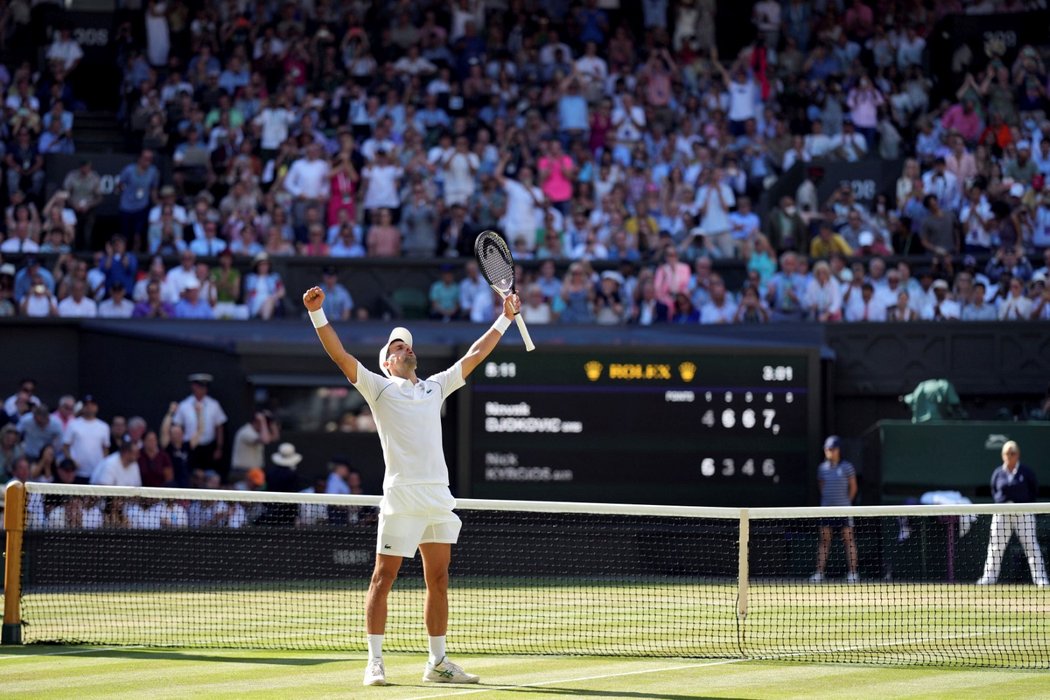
514,314,536,352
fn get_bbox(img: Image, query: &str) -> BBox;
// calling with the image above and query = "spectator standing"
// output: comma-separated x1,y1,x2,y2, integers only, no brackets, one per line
538,139,575,215
496,153,545,250
694,168,735,257
5,128,45,199
117,149,160,250
62,394,110,483
401,183,439,258
977,441,1048,587
361,150,404,222
160,404,190,488
810,436,860,584
327,154,360,228
230,410,276,481
172,373,227,474
62,160,102,249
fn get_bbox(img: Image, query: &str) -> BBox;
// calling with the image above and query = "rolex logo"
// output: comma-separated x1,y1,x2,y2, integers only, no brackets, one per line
584,361,603,382
678,362,697,382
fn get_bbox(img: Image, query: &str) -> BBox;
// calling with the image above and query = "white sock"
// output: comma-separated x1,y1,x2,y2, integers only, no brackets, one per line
428,635,446,665
367,634,384,661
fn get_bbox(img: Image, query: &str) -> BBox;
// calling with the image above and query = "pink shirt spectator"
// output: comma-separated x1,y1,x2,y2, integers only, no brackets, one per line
946,150,978,184
941,104,982,143
846,87,883,129
538,154,574,203
653,258,691,309
327,170,357,227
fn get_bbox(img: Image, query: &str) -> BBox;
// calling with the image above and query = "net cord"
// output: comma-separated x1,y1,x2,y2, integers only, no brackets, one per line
22,483,1050,519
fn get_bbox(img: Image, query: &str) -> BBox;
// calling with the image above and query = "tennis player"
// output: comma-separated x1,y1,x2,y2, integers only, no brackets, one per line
303,284,521,687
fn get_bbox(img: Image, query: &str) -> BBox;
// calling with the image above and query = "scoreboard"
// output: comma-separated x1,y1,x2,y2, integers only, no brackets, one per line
461,348,821,506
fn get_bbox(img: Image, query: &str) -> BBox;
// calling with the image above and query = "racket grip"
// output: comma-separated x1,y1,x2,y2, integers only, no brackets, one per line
514,314,536,352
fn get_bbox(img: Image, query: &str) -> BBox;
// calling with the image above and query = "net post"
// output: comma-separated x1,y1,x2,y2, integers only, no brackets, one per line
737,508,749,620
3,480,26,644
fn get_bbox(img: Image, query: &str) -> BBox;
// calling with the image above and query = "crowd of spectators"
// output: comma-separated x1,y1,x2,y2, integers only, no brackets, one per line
0,375,373,528
0,0,1048,325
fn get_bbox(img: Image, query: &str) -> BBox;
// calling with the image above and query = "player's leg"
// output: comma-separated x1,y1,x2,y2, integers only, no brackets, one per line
363,553,402,686
419,520,477,684
366,553,404,635
365,499,425,687
419,542,451,638
978,513,1012,584
811,525,832,582
842,526,859,583
1014,513,1049,586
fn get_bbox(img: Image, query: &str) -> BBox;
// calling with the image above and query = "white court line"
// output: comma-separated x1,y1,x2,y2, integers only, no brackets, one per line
0,645,142,660
402,658,747,700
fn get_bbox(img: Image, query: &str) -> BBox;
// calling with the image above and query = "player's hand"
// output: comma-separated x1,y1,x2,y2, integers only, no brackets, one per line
503,293,521,318
303,286,325,311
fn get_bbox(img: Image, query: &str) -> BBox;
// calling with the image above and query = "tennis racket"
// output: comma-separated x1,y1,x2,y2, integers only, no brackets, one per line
474,230,536,352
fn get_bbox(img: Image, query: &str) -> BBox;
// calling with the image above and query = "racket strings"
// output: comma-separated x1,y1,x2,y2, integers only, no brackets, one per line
477,236,516,293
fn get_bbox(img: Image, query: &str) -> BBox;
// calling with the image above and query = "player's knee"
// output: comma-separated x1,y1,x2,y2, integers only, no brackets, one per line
425,568,449,593
370,566,399,592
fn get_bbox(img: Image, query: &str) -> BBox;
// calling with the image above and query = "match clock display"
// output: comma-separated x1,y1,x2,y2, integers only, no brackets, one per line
462,348,821,507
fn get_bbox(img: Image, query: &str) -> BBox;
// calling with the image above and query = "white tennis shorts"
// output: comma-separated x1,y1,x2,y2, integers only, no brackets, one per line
376,484,462,558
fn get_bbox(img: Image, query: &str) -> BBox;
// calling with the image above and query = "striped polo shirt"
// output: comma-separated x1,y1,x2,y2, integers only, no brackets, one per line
818,460,856,507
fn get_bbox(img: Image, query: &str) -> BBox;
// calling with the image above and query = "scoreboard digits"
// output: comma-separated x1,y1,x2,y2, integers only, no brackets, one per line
465,349,819,507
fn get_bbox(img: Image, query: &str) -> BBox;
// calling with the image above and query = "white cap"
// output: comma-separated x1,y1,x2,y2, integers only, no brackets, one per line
1010,182,1026,197
183,277,201,290
379,327,413,377
858,231,875,247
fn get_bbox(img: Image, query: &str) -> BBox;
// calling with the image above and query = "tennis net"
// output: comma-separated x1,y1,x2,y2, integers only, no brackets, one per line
4,482,1050,668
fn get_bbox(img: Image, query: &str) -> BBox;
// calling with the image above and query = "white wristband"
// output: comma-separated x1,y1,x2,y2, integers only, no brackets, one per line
309,308,329,328
491,314,512,335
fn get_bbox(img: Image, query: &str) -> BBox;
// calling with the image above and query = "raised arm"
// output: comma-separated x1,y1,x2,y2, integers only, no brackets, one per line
303,286,360,383
459,294,521,379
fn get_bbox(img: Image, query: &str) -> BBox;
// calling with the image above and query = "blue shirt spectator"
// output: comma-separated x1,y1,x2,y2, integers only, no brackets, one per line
320,270,354,321
118,155,159,214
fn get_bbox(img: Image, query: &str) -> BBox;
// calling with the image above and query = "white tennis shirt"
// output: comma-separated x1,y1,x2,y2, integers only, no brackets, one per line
352,361,465,490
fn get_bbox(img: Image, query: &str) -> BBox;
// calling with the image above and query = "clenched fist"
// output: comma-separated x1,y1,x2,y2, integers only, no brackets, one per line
303,286,326,311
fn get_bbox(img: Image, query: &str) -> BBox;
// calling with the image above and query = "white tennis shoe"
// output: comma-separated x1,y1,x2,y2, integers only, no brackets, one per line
808,572,825,583
423,657,480,684
363,658,386,686
846,572,860,584
975,577,996,585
